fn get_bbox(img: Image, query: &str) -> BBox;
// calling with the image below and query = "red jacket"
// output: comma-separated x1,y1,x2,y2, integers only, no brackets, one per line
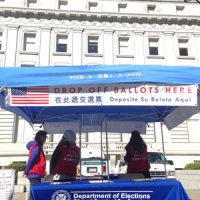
53,143,80,177
126,146,150,173
28,144,46,177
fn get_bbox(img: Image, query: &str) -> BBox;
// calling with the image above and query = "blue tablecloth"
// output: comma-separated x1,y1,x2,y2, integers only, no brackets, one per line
30,179,190,200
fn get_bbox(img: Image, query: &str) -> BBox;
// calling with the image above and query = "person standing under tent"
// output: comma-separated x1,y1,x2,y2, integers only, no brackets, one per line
124,130,151,178
23,130,48,184
50,130,80,181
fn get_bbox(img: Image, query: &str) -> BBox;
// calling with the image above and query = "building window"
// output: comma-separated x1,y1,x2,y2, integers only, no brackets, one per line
0,32,2,50
178,39,189,56
176,6,184,14
23,33,37,52
27,0,37,8
58,0,68,9
88,36,98,53
88,2,98,11
148,38,159,56
147,5,156,13
56,34,68,52
118,37,130,55
118,3,127,12
21,64,35,67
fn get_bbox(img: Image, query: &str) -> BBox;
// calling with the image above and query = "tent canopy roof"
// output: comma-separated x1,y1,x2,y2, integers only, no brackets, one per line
0,65,200,130
0,64,200,87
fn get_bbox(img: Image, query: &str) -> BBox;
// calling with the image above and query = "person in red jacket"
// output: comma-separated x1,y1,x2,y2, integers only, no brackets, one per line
124,130,151,178
24,130,48,185
50,130,80,181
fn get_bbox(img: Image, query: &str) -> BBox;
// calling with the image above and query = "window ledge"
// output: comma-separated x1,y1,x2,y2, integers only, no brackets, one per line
146,55,165,59
177,56,195,60
0,50,5,54
53,52,71,56
116,54,134,58
19,51,39,55
85,53,103,57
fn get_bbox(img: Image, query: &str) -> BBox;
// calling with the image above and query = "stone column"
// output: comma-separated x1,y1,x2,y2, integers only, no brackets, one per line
163,31,176,65
134,31,145,64
194,33,200,65
187,114,200,142
39,27,52,66
5,25,19,66
103,30,114,64
72,28,83,65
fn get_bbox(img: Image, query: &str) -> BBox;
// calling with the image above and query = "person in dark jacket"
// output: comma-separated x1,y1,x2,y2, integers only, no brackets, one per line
124,130,151,178
23,130,48,185
50,130,80,181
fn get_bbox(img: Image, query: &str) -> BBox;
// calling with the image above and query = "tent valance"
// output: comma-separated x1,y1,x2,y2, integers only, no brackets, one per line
1,65,200,87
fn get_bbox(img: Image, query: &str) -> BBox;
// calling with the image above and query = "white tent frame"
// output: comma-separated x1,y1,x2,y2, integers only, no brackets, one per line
66,116,168,180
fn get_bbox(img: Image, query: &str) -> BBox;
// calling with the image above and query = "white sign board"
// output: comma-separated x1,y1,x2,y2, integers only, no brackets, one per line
0,170,15,200
8,84,197,106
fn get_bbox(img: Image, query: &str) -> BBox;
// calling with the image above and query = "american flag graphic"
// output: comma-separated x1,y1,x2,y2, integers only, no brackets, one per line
11,87,49,105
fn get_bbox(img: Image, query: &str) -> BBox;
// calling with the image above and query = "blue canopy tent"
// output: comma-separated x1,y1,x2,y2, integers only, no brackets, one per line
0,64,200,129
0,64,200,178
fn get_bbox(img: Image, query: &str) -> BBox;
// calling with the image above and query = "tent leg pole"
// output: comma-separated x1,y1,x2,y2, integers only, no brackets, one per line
100,124,103,177
79,119,82,181
160,122,167,178
105,119,110,180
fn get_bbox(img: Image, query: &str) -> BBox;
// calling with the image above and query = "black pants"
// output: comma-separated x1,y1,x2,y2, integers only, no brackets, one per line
29,178,41,185
127,170,151,179
28,178,41,200
141,170,151,179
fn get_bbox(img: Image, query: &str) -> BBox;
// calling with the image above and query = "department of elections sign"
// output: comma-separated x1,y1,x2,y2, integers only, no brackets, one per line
51,190,152,200
7,84,197,106
52,190,71,200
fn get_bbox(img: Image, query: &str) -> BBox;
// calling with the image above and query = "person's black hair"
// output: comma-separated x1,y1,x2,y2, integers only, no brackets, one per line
34,130,48,147
126,130,147,153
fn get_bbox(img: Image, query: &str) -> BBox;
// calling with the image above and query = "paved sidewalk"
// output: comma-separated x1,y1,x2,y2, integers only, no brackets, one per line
13,189,200,200
13,192,26,200
186,190,200,200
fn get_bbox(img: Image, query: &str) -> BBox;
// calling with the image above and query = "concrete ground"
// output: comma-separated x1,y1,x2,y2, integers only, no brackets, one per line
186,190,200,200
13,190,200,200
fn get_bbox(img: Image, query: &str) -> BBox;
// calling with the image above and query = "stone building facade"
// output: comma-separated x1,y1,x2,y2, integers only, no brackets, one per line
0,0,200,171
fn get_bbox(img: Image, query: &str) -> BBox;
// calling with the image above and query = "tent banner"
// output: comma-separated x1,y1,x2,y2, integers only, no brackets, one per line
6,84,197,106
